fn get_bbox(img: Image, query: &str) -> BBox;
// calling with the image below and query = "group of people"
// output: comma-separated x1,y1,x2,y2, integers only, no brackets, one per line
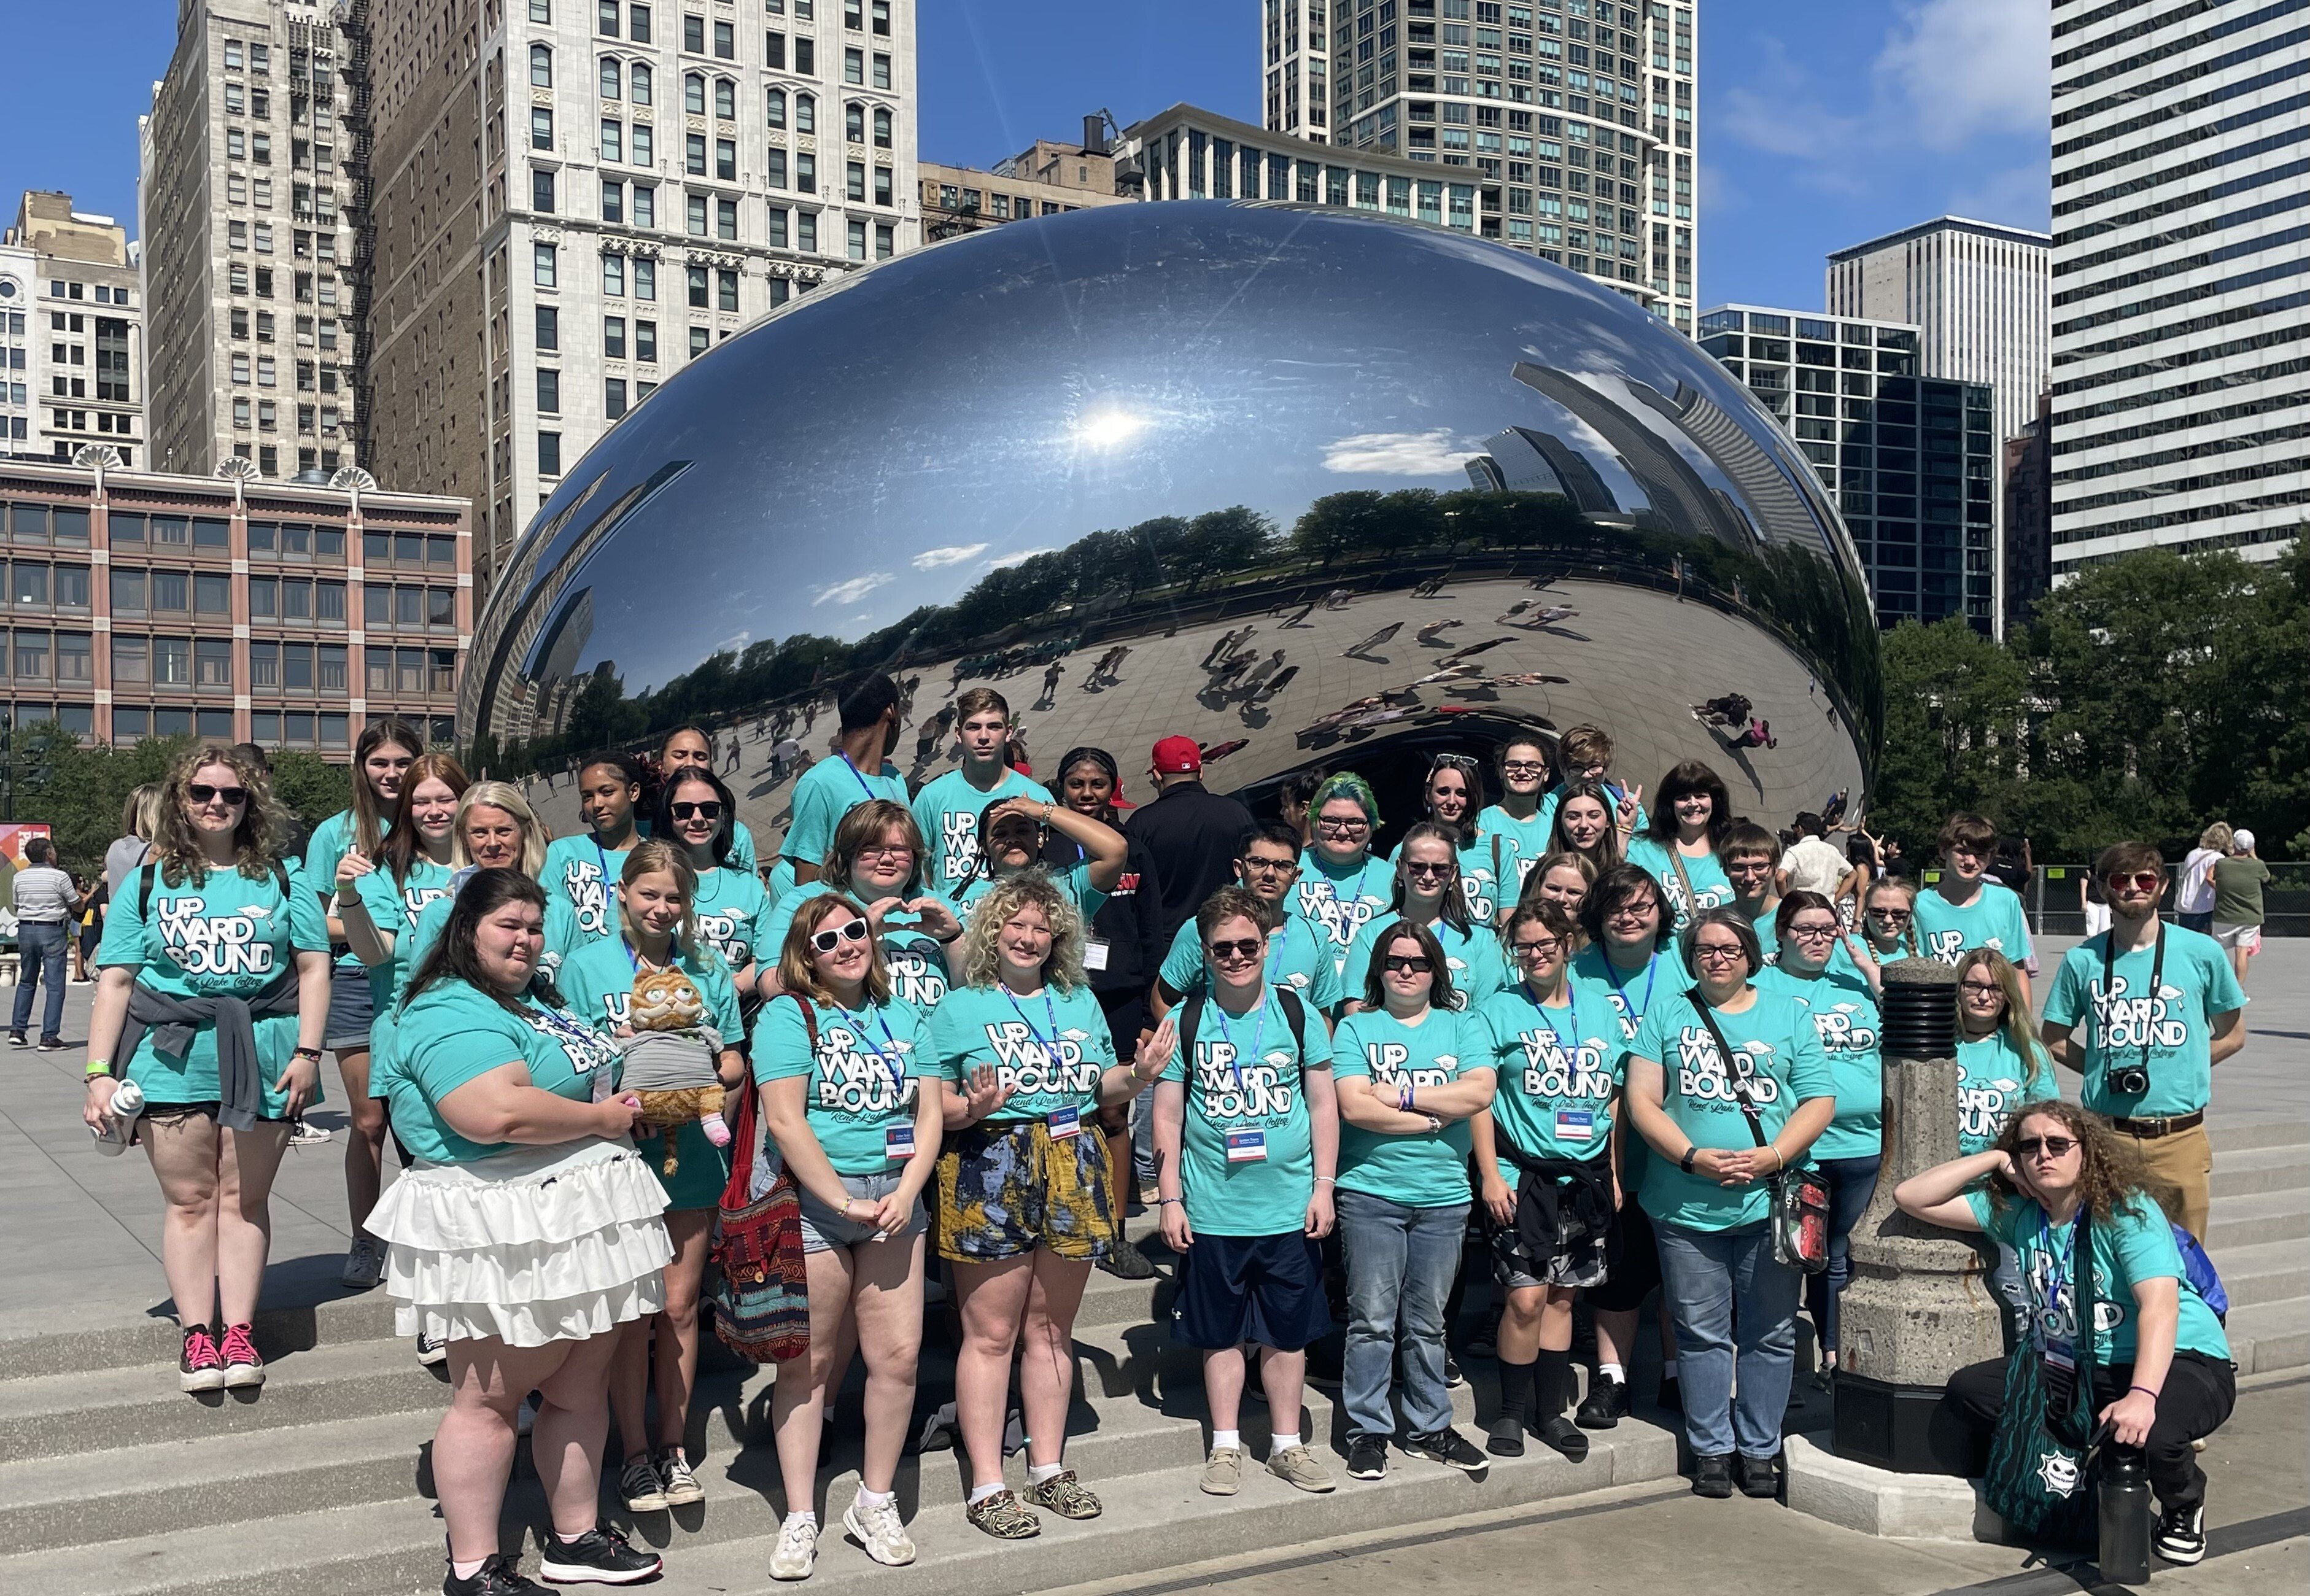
72,686,2252,1595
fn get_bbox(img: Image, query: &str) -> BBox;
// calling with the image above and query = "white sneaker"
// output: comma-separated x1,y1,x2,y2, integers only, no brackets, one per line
290,1119,333,1147
769,1516,818,1581
619,1454,669,1513
842,1492,917,1567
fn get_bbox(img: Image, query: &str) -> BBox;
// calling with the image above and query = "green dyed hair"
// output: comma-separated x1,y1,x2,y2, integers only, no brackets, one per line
1310,770,1381,827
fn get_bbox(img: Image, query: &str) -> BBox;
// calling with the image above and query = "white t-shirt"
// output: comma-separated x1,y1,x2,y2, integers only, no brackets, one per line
2177,846,2222,915
1783,835,1848,897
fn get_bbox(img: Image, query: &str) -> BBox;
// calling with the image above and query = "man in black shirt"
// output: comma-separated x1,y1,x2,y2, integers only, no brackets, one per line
1125,736,1255,948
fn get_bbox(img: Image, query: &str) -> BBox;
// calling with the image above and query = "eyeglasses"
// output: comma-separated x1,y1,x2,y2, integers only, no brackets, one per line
2016,1134,2077,1160
188,783,249,807
1513,937,1562,958
1404,860,1455,879
1961,980,2004,996
1726,859,1773,877
1316,818,1372,836
2106,870,2161,892
808,919,870,953
857,843,915,861
1239,855,1296,875
1430,753,1481,773
1868,907,1913,923
670,800,723,821
1692,943,1746,964
1608,902,1659,923
1382,955,1433,975
1206,937,1263,961
1502,759,1545,776
1787,924,1839,942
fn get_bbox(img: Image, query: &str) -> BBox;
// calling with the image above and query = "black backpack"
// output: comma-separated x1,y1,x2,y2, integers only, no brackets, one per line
1177,985,1309,1063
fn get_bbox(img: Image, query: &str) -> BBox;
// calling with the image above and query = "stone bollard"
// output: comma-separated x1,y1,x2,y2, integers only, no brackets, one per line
1833,957,2007,1474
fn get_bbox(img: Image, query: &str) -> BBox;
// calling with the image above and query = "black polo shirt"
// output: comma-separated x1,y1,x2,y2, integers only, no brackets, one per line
1124,780,1255,946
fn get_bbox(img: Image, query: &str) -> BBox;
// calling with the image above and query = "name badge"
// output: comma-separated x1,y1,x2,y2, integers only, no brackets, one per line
1555,1109,1597,1142
1227,1129,1269,1163
1082,937,1111,972
884,1125,917,1161
1047,1106,1082,1140
2042,1342,2076,1376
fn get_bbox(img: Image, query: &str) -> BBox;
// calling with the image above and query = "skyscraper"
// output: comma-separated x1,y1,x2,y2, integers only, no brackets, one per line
2047,0,2306,576
1263,0,1697,333
1824,215,2050,455
363,0,921,587
138,1,361,482
1,193,146,468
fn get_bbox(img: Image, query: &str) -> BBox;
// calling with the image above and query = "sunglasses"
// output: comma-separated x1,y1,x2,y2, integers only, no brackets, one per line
1404,860,1455,878
188,783,249,807
1206,937,1263,961
2106,870,2161,892
1513,937,1562,958
670,800,723,821
808,919,870,953
2016,1134,2077,1160
1383,955,1433,975
1868,907,1913,923
1430,754,1481,775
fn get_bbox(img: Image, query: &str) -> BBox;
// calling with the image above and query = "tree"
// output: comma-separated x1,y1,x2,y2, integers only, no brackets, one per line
1870,618,2029,853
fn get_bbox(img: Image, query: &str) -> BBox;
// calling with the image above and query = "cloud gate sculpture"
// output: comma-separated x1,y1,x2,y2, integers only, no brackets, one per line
464,201,1878,846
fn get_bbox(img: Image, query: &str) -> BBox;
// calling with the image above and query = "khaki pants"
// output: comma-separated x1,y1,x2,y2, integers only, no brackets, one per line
2120,1121,2212,1241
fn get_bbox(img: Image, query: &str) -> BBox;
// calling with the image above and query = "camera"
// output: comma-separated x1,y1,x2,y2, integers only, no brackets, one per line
2109,1062,2151,1097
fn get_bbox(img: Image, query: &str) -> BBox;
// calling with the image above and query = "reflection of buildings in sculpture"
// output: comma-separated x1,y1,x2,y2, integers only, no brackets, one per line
1463,427,1631,525
1510,363,1760,552
1629,379,1844,564
516,588,597,742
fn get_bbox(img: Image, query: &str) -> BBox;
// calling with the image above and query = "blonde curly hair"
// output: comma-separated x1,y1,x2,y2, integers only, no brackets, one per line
149,743,295,886
953,870,1088,994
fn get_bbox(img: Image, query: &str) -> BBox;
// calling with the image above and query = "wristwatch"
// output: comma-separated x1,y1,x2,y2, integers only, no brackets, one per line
1679,1146,1700,1174
1420,1112,1443,1136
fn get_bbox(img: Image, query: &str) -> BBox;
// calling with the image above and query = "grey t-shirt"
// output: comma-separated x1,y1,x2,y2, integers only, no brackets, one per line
104,836,153,902
10,865,77,924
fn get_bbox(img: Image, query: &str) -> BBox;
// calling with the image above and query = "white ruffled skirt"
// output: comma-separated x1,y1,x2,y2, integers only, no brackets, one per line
366,1136,674,1348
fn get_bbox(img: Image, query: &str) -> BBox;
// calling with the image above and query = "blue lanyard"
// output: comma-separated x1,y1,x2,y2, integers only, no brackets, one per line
1602,951,1659,1025
1209,994,1268,1090
1003,988,1066,1071
1274,916,1307,978
834,999,907,1090
1525,983,1579,1061
2039,1210,2083,1341
840,754,882,800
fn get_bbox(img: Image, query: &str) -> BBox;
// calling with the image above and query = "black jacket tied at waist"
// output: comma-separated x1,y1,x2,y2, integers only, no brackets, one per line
117,970,303,1131
1495,1136,1618,1265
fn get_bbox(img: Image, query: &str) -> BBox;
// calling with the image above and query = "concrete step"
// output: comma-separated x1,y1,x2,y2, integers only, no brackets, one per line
2207,1144,2309,1201
2207,1118,2310,1155
2202,1188,2310,1253
2207,1240,2310,1311
0,1287,401,1384
2224,1296,2310,1376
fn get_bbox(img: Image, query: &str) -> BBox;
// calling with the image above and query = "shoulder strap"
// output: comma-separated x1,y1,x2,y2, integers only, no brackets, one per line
1688,986,1772,1151
1276,986,1308,1058
138,860,158,918
1667,849,1700,923
1179,992,1207,1061
273,861,292,900
783,989,819,1049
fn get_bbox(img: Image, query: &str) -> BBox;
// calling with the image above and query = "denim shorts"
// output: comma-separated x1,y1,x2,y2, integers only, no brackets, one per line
324,963,376,1050
797,1168,924,1253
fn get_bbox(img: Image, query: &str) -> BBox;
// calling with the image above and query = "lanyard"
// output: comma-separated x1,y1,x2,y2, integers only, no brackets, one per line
1602,951,1659,1026
1209,994,1268,1090
840,753,882,801
2039,1209,2085,1343
833,1000,907,1090
2098,919,2167,1069
1526,984,1579,1062
1003,988,1066,1071
1274,916,1309,979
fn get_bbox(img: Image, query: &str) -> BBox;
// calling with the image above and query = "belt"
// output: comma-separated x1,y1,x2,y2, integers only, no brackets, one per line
2112,1110,2205,1139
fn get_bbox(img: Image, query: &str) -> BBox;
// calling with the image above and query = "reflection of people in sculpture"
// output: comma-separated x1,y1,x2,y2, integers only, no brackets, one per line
1037,660,1064,708
1238,649,1287,696
1692,694,1751,729
1324,588,1352,610
1212,651,1258,692
1416,618,1463,645
1732,717,1775,750
1252,664,1299,705
1343,621,1403,660
1282,602,1317,629
1202,627,1248,668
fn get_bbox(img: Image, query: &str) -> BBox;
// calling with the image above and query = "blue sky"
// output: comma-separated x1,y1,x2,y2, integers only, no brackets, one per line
1,0,2048,313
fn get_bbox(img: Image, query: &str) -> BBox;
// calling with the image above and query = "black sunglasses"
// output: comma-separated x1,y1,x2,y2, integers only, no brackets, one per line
1206,937,1262,961
1383,954,1433,974
2016,1134,2077,1160
808,919,870,953
189,783,249,807
670,800,723,821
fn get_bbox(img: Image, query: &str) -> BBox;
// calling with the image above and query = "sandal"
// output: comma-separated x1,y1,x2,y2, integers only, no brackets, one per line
964,1488,1041,1540
1021,1468,1103,1520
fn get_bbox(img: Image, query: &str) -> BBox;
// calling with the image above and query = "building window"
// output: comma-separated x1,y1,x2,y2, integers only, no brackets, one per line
847,160,865,201
872,0,890,33
601,177,624,222
686,193,708,235
532,168,556,212
600,119,623,161
537,304,559,350
538,432,562,475
796,151,816,191
530,44,553,87
196,639,233,688
630,61,652,103
537,368,561,413
716,137,736,180
795,93,815,133
844,47,863,84
633,184,656,228
155,637,190,686
873,106,891,147
683,12,705,52
114,635,149,684
847,218,867,260
599,0,619,34
635,319,657,360
603,314,628,358
874,222,893,258
714,18,734,56
797,210,817,252
605,378,629,419
717,267,738,311
684,72,705,115
629,3,651,43
534,242,557,285
688,265,709,307
871,52,890,89
532,107,554,149
796,37,814,75
634,258,656,299
689,325,710,358
603,254,628,298
767,204,789,246
600,56,622,98
766,87,787,128
630,122,653,165
765,29,785,69
767,147,788,188
874,165,891,206
717,197,738,238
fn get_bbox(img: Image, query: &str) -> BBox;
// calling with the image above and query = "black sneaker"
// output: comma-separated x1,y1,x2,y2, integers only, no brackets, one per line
1692,1454,1735,1498
1345,1435,1389,1480
1738,1453,1780,1499
35,1036,66,1052
1403,1428,1488,1473
537,1525,662,1586
1444,1355,1465,1389
1657,1374,1683,1414
1099,1236,1158,1280
1576,1371,1627,1430
2154,1503,2207,1565
1537,1415,1589,1462
6,1034,24,1048
1486,1414,1526,1457
446,1555,550,1596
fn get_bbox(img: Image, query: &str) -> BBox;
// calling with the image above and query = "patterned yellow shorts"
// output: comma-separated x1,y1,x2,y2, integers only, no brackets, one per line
935,1117,1118,1263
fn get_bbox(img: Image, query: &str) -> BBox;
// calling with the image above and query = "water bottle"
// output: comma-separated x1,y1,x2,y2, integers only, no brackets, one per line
93,1079,145,1156
2098,1444,2152,1586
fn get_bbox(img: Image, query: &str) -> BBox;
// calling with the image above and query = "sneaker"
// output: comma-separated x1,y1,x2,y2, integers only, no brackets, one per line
963,1489,1041,1540
7,1033,25,1048
1444,1356,1465,1389
444,1553,550,1595
35,1036,66,1052
179,1327,226,1393
618,1455,670,1513
1692,1454,1735,1499
220,1323,265,1389
342,1236,386,1290
842,1492,916,1567
1265,1444,1336,1494
1576,1372,1627,1430
2154,1503,2207,1565
1200,1444,1246,1495
1657,1374,1683,1414
1537,1416,1589,1462
290,1118,333,1147
537,1525,661,1586
416,1333,450,1367
1738,1452,1780,1499
1485,1415,1526,1457
1344,1436,1389,1481
1099,1235,1157,1280
1403,1428,1488,1473
656,1447,705,1506
767,1517,818,1581
1021,1468,1103,1519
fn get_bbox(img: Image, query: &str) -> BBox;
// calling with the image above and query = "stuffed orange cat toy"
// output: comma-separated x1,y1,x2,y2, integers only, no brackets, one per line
616,965,730,1176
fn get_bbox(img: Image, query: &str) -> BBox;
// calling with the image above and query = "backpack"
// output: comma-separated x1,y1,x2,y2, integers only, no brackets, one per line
1177,985,1309,1062
2172,1223,2228,1321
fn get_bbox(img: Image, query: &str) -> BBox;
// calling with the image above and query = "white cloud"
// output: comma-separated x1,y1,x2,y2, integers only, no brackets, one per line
1322,429,1478,476
1875,0,2052,149
988,546,1057,569
912,543,987,570
812,571,892,606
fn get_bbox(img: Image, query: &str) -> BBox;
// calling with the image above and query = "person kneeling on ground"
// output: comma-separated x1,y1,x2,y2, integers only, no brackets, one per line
1894,1099,2234,1567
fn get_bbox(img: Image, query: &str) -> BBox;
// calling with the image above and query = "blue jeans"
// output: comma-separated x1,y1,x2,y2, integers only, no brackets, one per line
11,921,68,1040
1336,1188,1470,1439
1804,1153,1881,1364
1656,1218,1803,1459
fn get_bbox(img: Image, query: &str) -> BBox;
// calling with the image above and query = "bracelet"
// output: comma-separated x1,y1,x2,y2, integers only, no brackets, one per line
1156,1196,1182,1207
1314,1174,1337,1185
85,1059,114,1079
2130,1384,2160,1401
1679,1146,1700,1173
292,1046,324,1063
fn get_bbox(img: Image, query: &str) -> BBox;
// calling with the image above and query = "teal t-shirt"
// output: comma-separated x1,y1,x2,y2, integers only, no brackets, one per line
1341,912,1508,1012
1291,850,1396,972
1758,963,1882,1161
1475,804,1552,899
384,981,621,1164
556,935,743,1042
1624,835,1735,932
752,993,933,1175
780,753,909,879
1914,881,2034,969
1955,1029,2059,1156
1567,943,1681,1188
759,886,954,1020
691,864,773,977
542,833,632,950
1964,1189,2231,1366
96,858,331,1113
2042,924,2246,1118
1387,831,1508,924
1476,981,1623,1175
928,982,1115,1121
303,807,381,970
911,766,1053,894
1331,1007,1483,1206
1630,985,1835,1231
1161,986,1335,1236
1157,910,1345,1013
398,875,576,1004
951,861,1109,923
355,858,455,1071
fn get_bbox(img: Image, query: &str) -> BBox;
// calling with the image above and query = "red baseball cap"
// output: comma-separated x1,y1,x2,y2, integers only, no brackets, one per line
1151,735,1203,774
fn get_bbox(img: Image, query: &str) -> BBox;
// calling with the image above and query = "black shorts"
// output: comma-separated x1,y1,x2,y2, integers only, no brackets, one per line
1583,1199,1663,1313
1174,1231,1334,1352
